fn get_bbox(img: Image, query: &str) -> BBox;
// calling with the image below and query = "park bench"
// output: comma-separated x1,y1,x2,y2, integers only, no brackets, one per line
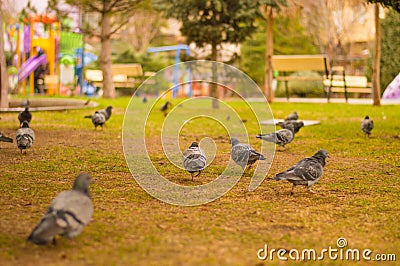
85,63,143,92
272,54,330,100
323,66,372,102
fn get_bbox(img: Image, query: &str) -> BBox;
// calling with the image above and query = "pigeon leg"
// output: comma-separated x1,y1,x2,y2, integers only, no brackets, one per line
307,186,316,194
290,184,296,195
191,173,194,181
195,171,201,178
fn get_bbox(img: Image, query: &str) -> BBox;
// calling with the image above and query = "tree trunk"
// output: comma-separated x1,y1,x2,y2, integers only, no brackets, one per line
0,3,9,109
210,42,219,109
100,12,115,98
264,6,274,103
372,4,381,106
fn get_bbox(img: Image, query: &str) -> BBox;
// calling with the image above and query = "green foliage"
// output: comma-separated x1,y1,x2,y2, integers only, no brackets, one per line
274,71,325,98
113,49,174,73
153,0,262,51
366,0,400,12
380,10,400,90
240,16,318,86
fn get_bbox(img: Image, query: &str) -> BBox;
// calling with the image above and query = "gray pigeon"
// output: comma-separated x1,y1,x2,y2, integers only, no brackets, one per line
0,132,13,143
230,138,266,170
16,121,35,153
273,149,329,195
361,116,374,137
18,107,32,125
182,142,207,181
84,106,112,129
285,111,298,121
277,120,304,134
27,173,93,245
256,123,294,149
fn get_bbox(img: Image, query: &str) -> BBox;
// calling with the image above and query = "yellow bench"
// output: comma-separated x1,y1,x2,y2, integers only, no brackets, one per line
85,63,143,89
323,66,372,102
272,55,329,99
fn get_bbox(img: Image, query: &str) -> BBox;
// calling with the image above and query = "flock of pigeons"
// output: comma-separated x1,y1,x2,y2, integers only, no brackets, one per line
0,101,375,246
0,102,114,245
183,111,374,195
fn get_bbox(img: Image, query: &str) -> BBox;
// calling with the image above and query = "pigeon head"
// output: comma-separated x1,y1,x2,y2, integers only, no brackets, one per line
189,142,199,148
230,138,240,146
73,173,93,197
21,121,30,128
106,105,113,114
364,115,370,119
313,149,329,166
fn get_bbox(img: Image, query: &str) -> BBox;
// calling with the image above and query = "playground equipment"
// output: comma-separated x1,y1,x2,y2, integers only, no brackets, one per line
11,14,98,96
147,45,192,98
17,13,60,95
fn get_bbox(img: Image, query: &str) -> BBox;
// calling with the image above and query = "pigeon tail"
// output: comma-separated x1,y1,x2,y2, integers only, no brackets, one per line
0,135,13,143
84,115,92,119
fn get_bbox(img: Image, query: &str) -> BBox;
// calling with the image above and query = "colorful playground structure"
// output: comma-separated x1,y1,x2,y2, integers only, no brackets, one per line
8,13,97,96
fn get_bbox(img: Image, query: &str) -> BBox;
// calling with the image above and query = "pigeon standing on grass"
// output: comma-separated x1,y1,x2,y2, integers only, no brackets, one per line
256,123,295,149
16,121,35,153
361,116,374,137
277,120,304,134
0,132,13,143
273,149,329,195
27,173,93,245
160,101,171,117
285,111,298,121
183,142,207,181
230,138,265,170
18,107,32,125
84,106,113,129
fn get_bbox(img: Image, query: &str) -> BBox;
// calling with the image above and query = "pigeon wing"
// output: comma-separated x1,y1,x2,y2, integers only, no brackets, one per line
183,147,207,172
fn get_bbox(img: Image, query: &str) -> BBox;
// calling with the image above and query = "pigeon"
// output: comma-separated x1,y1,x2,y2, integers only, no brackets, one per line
230,138,266,170
84,106,113,129
0,132,13,143
285,111,298,121
160,101,171,116
18,107,32,125
16,121,35,153
142,96,148,103
27,173,93,245
256,123,294,149
277,120,304,134
273,149,329,195
182,142,207,181
361,116,374,137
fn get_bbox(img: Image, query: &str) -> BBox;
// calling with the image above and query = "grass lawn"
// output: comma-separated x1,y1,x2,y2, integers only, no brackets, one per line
0,96,399,265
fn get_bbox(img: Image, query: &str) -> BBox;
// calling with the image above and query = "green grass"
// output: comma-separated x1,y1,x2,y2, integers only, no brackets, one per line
0,96,399,265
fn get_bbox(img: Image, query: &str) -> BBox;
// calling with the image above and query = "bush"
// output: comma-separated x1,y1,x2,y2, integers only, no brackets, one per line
274,71,325,98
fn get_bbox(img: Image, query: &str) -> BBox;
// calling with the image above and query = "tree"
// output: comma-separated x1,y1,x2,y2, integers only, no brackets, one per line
240,15,318,86
118,1,163,53
64,0,142,98
260,0,287,102
154,0,262,108
366,0,400,105
380,10,400,90
367,0,400,12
